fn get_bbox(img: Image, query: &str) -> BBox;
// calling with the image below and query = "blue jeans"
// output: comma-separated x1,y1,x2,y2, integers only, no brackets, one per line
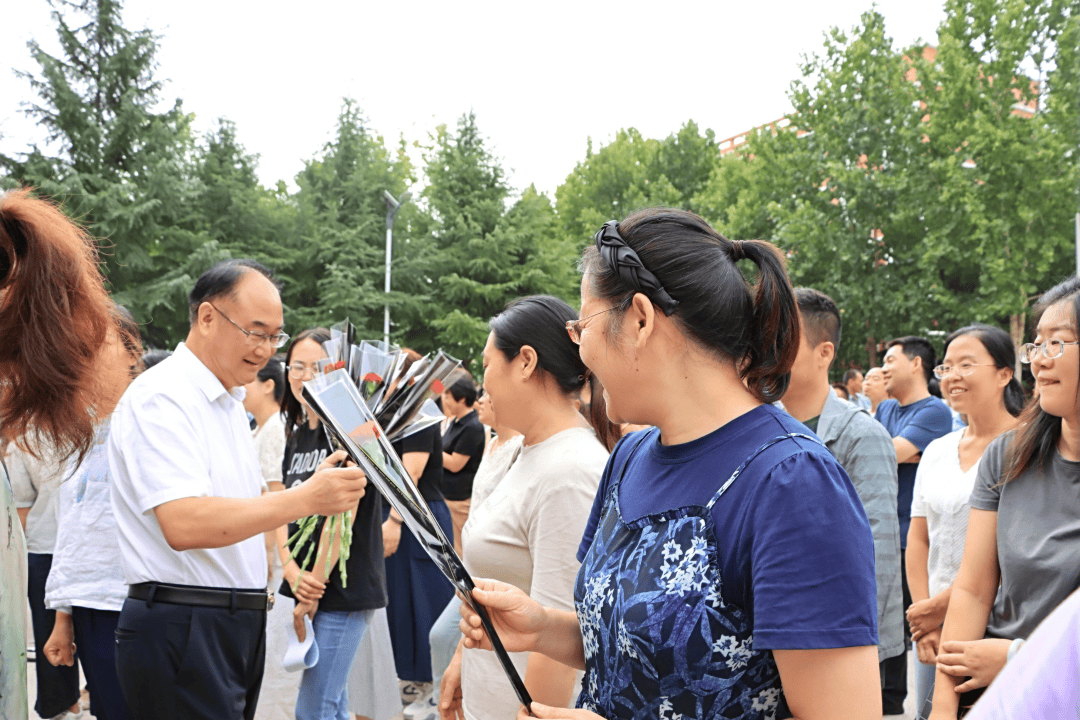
429,595,462,692
914,641,936,718
295,608,372,720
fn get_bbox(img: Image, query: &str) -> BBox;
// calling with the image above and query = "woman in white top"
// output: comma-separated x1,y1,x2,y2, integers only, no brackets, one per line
906,325,1021,713
440,295,612,720
408,389,523,720
244,355,287,491
42,305,144,720
243,355,288,586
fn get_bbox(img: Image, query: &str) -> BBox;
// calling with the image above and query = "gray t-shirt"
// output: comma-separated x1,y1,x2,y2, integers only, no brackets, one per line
969,431,1080,640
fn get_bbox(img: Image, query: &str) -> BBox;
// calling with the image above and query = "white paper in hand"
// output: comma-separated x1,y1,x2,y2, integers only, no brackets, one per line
283,615,319,672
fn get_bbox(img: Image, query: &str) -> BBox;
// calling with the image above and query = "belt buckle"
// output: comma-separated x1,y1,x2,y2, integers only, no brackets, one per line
266,591,275,611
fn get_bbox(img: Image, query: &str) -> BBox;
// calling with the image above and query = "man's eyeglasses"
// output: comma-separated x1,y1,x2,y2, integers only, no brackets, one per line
566,306,622,345
1020,339,1080,364
933,362,995,379
209,303,290,349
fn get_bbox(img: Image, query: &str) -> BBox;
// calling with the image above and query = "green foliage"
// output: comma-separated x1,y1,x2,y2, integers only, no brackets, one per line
4,0,1075,371
401,114,575,372
289,100,414,336
555,122,715,247
1,0,206,346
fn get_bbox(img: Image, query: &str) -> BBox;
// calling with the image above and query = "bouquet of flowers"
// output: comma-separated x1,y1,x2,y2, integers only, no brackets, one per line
286,321,462,588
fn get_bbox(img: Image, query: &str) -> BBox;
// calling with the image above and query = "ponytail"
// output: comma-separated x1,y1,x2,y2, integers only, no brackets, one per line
0,188,113,464
584,373,622,452
733,239,800,403
581,207,800,404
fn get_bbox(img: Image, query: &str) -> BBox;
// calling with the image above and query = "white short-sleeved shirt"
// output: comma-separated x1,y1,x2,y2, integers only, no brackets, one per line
6,441,69,553
109,343,267,589
252,412,286,487
910,430,980,597
461,427,608,720
46,421,127,613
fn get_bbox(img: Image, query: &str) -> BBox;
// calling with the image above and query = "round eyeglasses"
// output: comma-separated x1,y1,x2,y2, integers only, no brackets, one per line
933,362,994,379
1020,339,1080,364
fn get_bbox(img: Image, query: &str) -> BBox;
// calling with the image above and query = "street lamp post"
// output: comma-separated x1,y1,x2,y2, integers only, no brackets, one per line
383,190,411,346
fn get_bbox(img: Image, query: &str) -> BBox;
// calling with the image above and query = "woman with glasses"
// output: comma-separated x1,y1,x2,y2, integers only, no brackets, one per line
439,295,612,720
928,276,1080,719
275,328,391,720
905,326,1022,714
457,209,880,720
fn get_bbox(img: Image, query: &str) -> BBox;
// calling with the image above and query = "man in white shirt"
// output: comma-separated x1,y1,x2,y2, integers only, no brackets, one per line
109,259,366,720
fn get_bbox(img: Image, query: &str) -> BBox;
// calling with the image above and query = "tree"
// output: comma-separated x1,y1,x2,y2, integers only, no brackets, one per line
402,113,577,370
554,122,715,247
289,100,414,336
1,0,207,346
917,0,1079,359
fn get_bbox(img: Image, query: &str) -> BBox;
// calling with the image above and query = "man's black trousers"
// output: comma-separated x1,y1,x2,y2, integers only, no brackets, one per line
114,595,267,719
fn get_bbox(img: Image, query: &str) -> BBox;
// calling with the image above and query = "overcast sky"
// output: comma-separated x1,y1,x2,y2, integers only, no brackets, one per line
1,0,946,197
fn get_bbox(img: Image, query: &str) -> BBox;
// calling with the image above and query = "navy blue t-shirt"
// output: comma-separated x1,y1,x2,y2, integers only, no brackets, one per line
578,404,878,651
875,396,953,549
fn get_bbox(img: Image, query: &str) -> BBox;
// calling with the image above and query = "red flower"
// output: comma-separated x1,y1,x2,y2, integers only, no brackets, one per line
364,373,382,384
432,380,445,394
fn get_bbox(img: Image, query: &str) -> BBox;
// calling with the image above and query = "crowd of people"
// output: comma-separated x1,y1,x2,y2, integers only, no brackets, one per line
2,189,1079,720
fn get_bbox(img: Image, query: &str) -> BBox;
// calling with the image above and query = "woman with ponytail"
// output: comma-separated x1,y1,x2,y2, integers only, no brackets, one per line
456,208,880,720
905,325,1021,713
929,278,1080,719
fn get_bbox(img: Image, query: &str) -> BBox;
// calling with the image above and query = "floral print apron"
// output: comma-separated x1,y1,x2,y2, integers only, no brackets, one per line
575,432,816,720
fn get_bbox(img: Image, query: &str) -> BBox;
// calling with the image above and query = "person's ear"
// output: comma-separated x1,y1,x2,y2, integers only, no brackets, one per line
197,302,215,337
819,342,835,369
518,345,539,381
627,293,656,349
997,365,1013,389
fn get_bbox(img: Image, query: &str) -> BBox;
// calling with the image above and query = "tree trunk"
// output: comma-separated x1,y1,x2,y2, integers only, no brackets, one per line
1010,312,1025,379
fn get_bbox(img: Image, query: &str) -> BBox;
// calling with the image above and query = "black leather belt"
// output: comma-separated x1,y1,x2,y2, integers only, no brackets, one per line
129,582,272,611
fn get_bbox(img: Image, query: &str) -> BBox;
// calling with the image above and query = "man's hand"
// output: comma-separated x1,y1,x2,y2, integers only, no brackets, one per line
283,560,326,603
293,599,319,642
908,597,947,640
915,627,941,665
383,519,402,557
936,638,1011,692
299,450,367,517
43,612,76,667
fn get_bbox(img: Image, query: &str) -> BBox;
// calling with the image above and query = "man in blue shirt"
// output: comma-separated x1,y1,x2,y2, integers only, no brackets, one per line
876,336,953,715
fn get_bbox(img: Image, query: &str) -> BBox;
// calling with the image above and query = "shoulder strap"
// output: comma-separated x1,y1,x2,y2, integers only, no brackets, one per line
706,432,823,510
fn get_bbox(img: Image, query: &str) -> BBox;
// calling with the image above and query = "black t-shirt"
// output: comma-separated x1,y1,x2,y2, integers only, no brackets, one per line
392,424,444,503
278,420,387,611
440,410,486,501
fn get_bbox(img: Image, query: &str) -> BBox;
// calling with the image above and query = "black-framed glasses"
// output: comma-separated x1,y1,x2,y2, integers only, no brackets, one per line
1020,339,1080,364
209,303,290,349
933,362,995,379
566,306,622,344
